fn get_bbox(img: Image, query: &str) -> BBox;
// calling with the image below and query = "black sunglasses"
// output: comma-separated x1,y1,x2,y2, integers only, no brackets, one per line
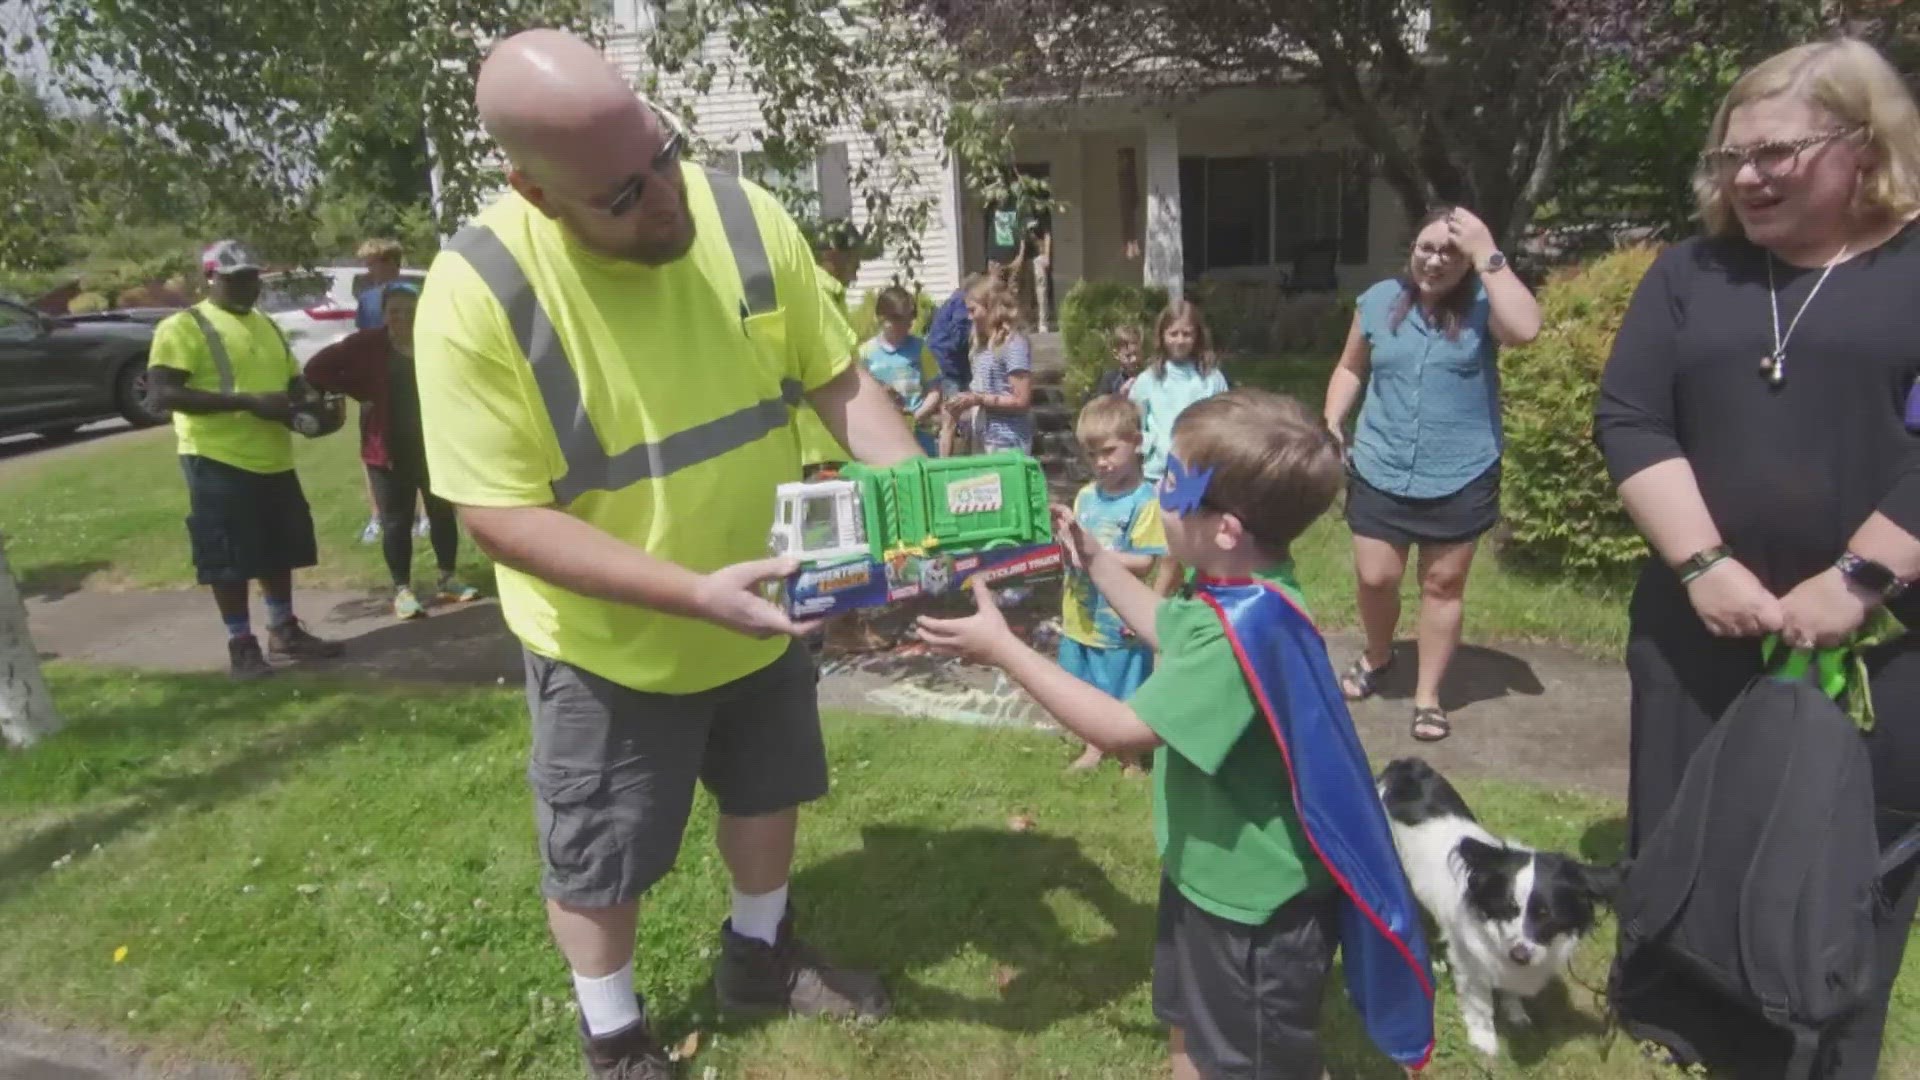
597,113,687,217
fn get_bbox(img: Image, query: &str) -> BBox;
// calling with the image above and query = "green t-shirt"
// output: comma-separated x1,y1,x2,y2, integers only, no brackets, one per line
1130,563,1332,925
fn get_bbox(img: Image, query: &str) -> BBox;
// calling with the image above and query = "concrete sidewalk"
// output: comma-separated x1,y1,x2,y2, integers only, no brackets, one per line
25,583,1631,802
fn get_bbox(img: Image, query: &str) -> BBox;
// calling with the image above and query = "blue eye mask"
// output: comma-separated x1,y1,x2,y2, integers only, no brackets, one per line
1159,452,1215,516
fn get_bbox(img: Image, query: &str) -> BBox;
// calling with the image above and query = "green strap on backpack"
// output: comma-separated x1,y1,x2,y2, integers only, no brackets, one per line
1760,607,1907,732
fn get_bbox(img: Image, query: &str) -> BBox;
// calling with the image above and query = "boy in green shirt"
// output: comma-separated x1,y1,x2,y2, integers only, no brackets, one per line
918,389,1359,1079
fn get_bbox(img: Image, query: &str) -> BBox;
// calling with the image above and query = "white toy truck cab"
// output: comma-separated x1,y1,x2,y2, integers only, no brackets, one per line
769,479,870,564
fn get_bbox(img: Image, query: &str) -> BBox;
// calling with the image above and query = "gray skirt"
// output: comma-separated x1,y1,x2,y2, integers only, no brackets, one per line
1344,462,1501,547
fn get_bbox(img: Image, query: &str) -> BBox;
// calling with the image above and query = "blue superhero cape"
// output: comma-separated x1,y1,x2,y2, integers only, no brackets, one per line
1195,576,1436,1072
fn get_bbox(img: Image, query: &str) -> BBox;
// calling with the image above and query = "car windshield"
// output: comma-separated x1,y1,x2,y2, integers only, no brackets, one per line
257,273,332,314
0,301,39,341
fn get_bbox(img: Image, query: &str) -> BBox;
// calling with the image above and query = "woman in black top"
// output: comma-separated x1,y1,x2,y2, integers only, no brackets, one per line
1595,38,1920,1079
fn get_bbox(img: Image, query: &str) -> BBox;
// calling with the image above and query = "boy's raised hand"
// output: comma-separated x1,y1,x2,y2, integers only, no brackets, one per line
1050,504,1091,569
916,577,1018,665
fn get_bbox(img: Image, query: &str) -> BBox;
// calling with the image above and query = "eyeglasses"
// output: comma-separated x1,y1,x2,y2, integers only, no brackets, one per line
594,112,687,216
1699,128,1862,180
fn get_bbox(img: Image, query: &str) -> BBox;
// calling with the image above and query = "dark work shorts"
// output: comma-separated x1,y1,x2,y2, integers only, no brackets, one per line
1153,877,1340,1080
524,639,829,908
1345,462,1501,547
179,454,318,586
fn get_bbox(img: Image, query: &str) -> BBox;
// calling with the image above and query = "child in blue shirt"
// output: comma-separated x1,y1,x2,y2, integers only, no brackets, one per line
1059,394,1165,772
860,286,943,456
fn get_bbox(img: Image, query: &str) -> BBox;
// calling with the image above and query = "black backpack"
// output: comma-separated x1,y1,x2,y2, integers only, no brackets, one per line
1609,646,1920,1079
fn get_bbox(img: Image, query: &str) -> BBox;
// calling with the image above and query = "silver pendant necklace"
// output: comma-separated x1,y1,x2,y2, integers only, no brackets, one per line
1762,242,1849,387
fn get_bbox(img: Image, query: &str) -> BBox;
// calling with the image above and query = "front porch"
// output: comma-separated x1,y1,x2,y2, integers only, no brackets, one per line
957,86,1414,305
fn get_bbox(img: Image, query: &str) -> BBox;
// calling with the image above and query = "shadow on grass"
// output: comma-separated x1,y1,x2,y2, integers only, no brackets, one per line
299,601,522,686
726,823,1161,1034
15,559,112,600
1490,546,1639,603
1340,639,1547,712
0,671,502,908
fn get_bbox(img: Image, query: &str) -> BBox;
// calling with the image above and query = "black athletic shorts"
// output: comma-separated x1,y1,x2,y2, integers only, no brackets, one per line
180,454,318,586
1152,877,1340,1079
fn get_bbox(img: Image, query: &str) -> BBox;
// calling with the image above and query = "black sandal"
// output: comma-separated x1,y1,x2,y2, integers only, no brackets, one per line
1411,706,1451,742
1340,653,1392,701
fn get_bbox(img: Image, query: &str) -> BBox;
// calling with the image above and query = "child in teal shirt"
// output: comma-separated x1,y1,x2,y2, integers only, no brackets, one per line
860,285,942,456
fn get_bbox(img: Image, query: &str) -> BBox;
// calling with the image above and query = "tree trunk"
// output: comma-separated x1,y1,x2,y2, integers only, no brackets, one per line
0,533,62,749
1503,97,1570,254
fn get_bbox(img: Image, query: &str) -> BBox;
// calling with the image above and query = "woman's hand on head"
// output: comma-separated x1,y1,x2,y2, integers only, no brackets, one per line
1446,208,1498,265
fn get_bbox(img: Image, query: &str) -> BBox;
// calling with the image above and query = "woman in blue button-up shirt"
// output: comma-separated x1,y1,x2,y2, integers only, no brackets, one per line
1322,206,1541,741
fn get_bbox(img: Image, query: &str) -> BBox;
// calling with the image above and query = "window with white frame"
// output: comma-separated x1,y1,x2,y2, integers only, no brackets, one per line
1178,153,1371,278
735,142,853,223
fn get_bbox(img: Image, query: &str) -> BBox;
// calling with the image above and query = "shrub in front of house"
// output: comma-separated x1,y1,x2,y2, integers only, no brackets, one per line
1060,281,1169,406
1497,243,1660,576
65,291,111,314
1189,281,1355,360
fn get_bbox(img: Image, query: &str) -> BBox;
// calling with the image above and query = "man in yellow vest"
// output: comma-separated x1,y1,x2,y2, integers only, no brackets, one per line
145,240,345,680
414,30,922,1079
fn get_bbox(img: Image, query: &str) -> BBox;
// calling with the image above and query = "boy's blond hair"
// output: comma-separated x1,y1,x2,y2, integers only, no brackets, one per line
1109,323,1142,352
356,237,404,264
1171,388,1343,554
1075,394,1142,445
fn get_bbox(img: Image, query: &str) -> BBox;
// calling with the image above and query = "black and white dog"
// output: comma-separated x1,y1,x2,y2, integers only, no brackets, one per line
1376,757,1623,1057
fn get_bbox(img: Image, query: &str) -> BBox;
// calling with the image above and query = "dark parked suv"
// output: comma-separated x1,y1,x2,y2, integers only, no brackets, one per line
0,297,170,441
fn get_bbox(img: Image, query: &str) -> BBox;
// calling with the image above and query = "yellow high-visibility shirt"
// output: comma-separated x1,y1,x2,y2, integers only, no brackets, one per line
416,165,855,693
148,301,298,474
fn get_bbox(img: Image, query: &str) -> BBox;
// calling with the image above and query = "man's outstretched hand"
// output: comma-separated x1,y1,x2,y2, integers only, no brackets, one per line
692,556,818,639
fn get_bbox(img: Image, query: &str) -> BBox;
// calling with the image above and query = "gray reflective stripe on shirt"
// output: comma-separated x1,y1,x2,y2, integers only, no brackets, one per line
185,308,235,394
447,166,790,505
707,167,776,317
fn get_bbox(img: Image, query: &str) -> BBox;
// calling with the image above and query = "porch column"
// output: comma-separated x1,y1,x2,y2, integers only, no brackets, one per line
942,155,967,296
1143,118,1183,297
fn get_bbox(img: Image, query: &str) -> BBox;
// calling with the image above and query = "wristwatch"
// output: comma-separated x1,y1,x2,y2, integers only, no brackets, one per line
1480,251,1507,275
1675,544,1731,584
1836,552,1908,601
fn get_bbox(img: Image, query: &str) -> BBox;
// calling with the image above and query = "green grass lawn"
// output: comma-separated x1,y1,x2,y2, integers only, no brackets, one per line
14,668,1913,1079
0,378,1629,655
1233,353,1631,656
0,426,494,596
15,668,1920,1068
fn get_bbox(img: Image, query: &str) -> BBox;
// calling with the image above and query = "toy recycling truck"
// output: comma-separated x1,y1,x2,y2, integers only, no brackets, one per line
768,451,1063,619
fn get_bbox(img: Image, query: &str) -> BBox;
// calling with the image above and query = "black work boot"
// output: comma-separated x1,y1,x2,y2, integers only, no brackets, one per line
228,635,273,681
578,1017,675,1080
267,618,344,660
713,909,890,1020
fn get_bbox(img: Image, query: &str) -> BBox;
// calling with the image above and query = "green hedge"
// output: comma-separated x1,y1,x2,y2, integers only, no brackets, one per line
847,286,937,344
1060,281,1169,407
1498,243,1660,575
1189,281,1354,359
66,291,110,314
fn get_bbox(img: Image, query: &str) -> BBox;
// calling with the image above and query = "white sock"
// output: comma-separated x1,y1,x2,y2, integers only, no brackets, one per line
573,962,642,1037
730,883,788,946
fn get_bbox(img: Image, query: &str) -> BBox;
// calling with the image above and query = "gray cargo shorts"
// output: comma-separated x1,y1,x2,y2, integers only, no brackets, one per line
524,639,828,908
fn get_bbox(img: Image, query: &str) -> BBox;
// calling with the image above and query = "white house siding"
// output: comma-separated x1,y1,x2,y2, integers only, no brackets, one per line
602,22,961,304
